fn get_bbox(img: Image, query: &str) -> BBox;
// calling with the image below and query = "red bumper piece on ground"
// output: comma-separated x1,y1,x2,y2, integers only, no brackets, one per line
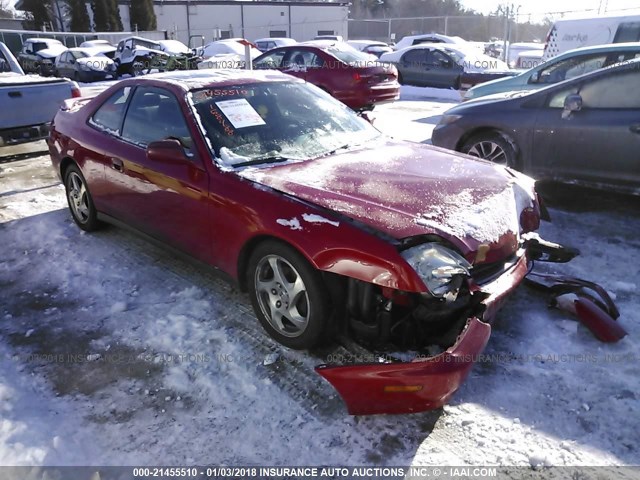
316,317,491,415
573,297,627,343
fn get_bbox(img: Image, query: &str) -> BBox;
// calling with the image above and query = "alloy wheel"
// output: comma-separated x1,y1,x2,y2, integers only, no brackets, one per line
254,254,310,338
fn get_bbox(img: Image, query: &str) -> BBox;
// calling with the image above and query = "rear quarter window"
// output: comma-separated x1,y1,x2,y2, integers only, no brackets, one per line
90,87,132,134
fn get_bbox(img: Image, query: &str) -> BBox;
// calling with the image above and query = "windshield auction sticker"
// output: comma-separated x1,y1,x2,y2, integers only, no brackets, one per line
215,99,265,129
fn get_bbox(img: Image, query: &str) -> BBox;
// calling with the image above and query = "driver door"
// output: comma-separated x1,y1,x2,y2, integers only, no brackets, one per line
533,68,640,187
101,85,212,261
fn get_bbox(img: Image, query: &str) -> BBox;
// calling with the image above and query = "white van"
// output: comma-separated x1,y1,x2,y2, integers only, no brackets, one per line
543,14,640,60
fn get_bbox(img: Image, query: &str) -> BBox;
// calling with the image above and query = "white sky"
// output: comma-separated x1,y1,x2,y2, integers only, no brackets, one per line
460,0,640,21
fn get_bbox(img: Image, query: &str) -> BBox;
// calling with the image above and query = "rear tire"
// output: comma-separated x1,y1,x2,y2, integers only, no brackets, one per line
247,240,330,350
461,132,518,169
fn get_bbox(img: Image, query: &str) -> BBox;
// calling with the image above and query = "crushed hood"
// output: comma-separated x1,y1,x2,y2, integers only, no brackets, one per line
239,139,533,263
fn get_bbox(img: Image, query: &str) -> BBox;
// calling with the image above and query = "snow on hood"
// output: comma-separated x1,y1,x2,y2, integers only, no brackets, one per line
239,139,532,258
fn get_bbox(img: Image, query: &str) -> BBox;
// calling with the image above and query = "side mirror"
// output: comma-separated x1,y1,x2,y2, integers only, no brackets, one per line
147,139,191,164
562,93,582,119
439,59,453,68
26,50,33,55
529,71,540,83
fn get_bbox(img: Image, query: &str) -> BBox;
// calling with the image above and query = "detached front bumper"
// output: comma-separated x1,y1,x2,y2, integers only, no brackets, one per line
316,252,529,415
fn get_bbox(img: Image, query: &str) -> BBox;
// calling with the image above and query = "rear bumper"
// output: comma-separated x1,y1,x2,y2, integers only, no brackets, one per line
0,123,50,147
338,83,400,110
316,252,529,415
77,70,116,82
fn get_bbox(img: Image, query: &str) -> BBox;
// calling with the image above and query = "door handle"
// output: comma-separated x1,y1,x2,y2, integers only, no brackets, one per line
630,124,640,134
8,91,22,98
110,157,124,172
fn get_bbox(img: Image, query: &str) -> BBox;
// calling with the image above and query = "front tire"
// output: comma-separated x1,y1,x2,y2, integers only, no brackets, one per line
461,132,518,169
247,241,330,350
64,164,101,231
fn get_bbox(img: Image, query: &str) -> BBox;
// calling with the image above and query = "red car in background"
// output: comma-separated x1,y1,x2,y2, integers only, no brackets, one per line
253,41,399,111
49,70,551,415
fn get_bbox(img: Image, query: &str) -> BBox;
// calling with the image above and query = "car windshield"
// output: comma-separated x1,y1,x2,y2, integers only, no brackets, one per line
190,81,380,167
32,42,50,52
133,39,160,50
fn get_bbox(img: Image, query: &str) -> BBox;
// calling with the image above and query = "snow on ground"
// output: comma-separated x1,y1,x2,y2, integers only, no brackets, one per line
0,97,639,468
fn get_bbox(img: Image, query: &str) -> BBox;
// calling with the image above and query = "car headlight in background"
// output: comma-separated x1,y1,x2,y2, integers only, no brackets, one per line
401,243,472,301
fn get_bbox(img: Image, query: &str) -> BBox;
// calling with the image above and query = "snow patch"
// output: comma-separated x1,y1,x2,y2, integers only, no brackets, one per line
301,213,339,227
109,301,127,314
276,217,303,231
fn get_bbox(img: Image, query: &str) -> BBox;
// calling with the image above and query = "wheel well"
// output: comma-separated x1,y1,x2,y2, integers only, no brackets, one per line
59,156,76,179
456,127,521,169
237,235,290,291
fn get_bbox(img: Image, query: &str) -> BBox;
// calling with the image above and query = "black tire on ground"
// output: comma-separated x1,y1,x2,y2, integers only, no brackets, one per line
247,240,330,350
130,57,148,76
63,164,101,232
397,72,404,85
461,131,518,169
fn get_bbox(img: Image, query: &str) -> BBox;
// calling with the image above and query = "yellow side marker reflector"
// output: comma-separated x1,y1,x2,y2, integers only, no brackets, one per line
383,385,423,393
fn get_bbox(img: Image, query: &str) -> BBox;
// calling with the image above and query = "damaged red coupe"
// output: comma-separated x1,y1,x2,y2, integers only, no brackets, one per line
49,71,554,415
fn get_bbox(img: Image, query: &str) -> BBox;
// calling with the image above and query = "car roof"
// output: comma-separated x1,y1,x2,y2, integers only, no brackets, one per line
26,38,62,43
125,36,161,43
126,69,296,91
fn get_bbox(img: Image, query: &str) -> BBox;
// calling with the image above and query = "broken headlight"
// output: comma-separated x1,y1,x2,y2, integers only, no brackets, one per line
401,243,472,300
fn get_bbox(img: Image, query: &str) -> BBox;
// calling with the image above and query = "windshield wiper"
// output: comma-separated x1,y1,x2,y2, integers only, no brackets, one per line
233,155,291,168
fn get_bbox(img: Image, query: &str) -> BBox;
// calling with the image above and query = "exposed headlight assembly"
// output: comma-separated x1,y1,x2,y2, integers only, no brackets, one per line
401,243,472,301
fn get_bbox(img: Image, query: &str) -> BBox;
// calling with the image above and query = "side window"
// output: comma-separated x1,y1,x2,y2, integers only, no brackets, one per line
619,51,640,62
538,54,606,84
401,49,427,65
613,22,640,43
563,54,607,79
428,50,453,68
283,49,319,68
121,87,193,150
547,85,579,108
579,70,640,109
90,87,132,134
254,50,285,69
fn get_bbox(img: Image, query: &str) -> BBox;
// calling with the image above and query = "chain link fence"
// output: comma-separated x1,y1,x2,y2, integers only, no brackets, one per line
348,16,549,44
